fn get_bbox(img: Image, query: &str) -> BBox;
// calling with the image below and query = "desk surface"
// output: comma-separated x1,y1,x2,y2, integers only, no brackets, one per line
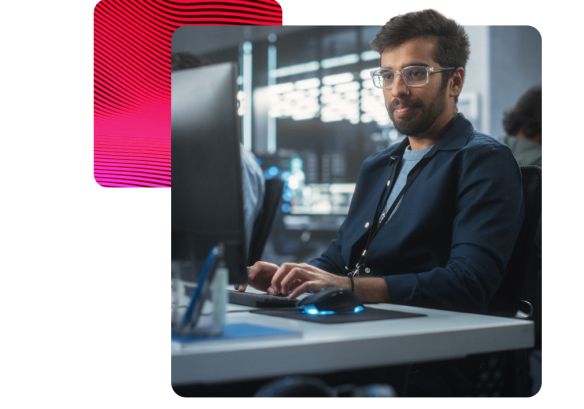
172,292,534,386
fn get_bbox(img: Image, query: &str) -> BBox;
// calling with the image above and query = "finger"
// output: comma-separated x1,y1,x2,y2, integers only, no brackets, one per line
248,262,279,293
299,263,332,275
298,263,318,271
280,268,312,295
247,262,266,280
248,261,278,281
288,278,303,292
289,281,322,299
237,283,247,292
271,263,299,293
247,263,260,281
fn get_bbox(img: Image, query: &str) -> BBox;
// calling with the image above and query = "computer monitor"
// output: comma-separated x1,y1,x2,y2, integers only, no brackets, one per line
171,62,247,284
290,183,356,215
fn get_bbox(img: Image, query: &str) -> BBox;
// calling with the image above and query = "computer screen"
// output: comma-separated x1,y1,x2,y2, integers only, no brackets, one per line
290,183,356,215
171,62,247,284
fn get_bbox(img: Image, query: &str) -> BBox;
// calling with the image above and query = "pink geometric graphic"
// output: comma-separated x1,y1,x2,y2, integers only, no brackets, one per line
94,0,282,187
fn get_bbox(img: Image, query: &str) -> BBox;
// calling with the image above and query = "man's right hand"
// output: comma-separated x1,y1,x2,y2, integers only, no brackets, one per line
234,261,279,293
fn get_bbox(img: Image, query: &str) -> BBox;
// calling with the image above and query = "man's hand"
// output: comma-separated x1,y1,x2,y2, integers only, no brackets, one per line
271,263,350,299
234,261,279,293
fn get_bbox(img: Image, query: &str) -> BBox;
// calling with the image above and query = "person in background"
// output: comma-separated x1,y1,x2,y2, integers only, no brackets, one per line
498,85,541,326
499,85,542,167
171,52,265,257
499,85,542,395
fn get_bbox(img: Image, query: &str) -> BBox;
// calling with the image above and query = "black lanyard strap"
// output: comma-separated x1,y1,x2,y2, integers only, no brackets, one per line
351,156,431,276
372,156,399,219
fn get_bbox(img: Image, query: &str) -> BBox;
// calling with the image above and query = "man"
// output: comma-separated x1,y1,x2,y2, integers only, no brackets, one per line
171,52,265,257
236,10,525,395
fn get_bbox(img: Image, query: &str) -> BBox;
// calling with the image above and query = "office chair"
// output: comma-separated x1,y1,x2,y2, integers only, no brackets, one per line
248,177,285,265
466,165,542,397
520,220,542,350
488,165,542,318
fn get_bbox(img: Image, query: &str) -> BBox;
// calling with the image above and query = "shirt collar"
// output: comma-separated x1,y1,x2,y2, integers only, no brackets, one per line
430,113,474,152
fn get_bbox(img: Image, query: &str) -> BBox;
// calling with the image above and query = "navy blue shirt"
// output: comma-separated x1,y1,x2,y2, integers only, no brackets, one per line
308,114,525,313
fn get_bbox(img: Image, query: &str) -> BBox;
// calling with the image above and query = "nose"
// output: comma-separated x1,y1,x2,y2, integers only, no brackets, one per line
391,73,409,98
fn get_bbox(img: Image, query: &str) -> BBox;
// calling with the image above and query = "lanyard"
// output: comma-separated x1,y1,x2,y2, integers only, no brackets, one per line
350,155,431,276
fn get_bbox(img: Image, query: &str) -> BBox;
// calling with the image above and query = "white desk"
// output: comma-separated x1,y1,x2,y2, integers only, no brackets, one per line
172,299,534,386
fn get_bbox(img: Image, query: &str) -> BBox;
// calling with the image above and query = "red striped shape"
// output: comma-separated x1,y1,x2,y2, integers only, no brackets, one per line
94,0,282,187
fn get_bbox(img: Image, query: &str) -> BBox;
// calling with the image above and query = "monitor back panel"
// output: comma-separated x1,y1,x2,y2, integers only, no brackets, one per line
171,63,247,284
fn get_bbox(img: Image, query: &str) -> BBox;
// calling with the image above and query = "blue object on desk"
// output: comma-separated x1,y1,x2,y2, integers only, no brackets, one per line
298,287,364,315
171,323,301,343
303,304,365,315
181,246,218,327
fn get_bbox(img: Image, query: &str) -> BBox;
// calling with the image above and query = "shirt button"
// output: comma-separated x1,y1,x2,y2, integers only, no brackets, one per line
387,180,391,186
365,268,371,274
345,266,348,270
365,222,370,228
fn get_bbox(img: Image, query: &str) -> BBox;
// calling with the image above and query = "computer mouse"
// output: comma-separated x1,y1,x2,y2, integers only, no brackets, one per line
298,287,364,315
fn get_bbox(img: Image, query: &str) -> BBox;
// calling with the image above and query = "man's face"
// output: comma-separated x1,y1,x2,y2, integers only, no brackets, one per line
380,38,450,138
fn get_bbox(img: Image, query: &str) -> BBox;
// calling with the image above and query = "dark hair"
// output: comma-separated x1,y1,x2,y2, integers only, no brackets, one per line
503,85,542,139
371,9,470,88
171,52,211,72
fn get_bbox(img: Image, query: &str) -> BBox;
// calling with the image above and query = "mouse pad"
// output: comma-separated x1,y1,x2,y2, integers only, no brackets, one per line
250,307,426,324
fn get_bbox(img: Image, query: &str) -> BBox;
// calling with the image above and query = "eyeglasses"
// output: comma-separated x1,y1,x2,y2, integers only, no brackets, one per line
370,66,455,89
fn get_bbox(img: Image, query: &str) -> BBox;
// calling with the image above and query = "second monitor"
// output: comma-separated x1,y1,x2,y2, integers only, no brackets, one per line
171,62,247,284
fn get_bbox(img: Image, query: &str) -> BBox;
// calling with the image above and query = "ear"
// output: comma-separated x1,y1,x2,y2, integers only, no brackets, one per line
449,67,465,98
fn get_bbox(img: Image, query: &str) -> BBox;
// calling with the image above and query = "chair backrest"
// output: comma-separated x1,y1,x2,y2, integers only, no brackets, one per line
467,166,541,397
488,165,542,316
248,177,285,265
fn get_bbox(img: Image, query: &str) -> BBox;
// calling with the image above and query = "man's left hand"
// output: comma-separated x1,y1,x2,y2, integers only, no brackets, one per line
270,263,350,299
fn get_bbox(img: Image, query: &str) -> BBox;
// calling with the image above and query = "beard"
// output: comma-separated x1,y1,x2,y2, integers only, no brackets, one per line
387,84,447,137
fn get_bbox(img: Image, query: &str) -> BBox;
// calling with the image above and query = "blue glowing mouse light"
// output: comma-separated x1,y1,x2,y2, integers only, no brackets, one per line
298,287,365,315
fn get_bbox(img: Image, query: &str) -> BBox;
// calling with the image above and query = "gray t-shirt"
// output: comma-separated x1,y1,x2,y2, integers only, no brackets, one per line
378,144,433,224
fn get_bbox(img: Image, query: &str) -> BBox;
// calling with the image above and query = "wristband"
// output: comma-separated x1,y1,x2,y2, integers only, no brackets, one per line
347,272,355,292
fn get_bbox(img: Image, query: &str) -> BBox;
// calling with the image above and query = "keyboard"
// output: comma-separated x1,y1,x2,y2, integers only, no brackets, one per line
228,290,300,308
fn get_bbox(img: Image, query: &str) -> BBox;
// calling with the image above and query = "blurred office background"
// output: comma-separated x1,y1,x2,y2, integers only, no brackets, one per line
171,25,541,265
